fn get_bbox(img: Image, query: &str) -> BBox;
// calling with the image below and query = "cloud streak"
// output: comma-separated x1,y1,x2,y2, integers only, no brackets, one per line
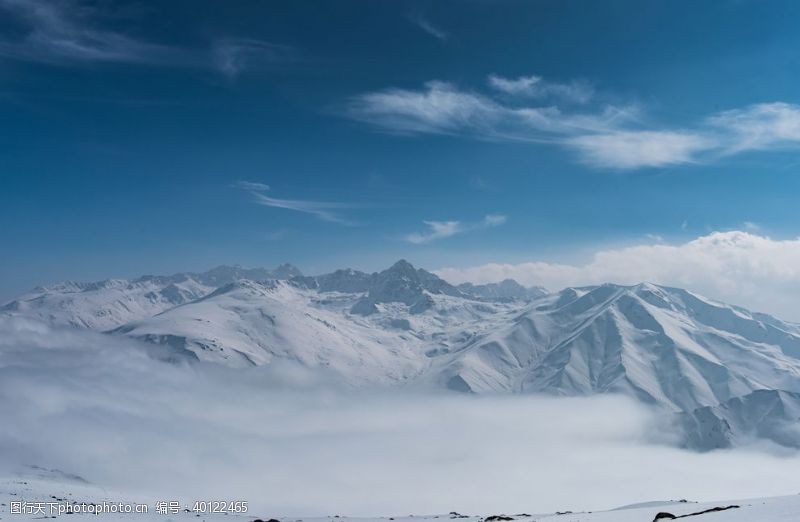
410,15,448,42
435,230,800,321
212,38,297,79
488,74,594,104
347,80,637,142
405,214,507,244
0,0,182,65
346,76,800,169
236,180,353,224
0,0,296,77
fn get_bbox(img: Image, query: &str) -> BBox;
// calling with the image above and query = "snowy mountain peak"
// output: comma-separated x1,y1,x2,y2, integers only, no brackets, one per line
351,260,464,315
291,268,373,293
387,258,417,274
458,278,548,301
195,264,302,286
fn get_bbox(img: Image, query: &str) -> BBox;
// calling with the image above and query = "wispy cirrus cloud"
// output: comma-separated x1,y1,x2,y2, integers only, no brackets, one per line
405,214,507,244
347,80,637,142
212,38,297,79
409,15,448,42
235,181,270,192
346,75,800,170
235,181,353,225
488,74,594,104
707,102,800,154
0,0,183,65
0,0,296,78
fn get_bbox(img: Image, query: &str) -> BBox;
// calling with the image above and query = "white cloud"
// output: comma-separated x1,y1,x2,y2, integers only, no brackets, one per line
435,230,800,321
406,220,461,244
347,81,504,137
212,38,296,79
743,221,761,232
708,102,800,154
482,213,507,227
488,74,594,104
410,16,448,42
566,130,716,168
0,0,180,65
405,214,507,244
0,1,294,77
234,180,270,192
236,180,353,224
347,80,636,143
347,76,800,170
3,316,800,516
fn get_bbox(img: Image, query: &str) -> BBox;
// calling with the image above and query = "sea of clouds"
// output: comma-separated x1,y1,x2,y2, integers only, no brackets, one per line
1,316,800,517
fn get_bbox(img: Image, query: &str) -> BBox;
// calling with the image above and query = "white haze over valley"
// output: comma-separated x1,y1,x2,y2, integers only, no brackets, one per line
2,317,800,517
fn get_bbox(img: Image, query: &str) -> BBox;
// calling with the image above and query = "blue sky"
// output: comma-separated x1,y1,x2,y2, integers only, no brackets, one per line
3,0,800,306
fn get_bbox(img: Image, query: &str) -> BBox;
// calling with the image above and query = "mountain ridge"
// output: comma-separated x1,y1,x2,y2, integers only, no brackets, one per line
4,260,800,450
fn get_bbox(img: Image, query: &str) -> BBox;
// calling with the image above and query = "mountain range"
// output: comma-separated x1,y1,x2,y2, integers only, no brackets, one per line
3,260,800,451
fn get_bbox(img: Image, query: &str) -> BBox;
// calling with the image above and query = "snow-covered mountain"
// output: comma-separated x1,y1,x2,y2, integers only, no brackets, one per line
458,279,548,301
678,389,800,450
111,276,523,381
349,259,467,315
0,264,302,330
427,283,800,410
5,260,800,449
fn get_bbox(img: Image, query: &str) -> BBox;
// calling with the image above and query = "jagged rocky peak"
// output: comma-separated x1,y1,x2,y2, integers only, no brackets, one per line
195,263,302,286
271,263,304,279
458,278,548,301
351,259,464,315
292,268,373,293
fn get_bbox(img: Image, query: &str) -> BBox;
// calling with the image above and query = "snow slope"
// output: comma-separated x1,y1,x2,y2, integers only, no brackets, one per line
2,468,799,522
429,283,800,412
0,264,302,330
111,277,523,383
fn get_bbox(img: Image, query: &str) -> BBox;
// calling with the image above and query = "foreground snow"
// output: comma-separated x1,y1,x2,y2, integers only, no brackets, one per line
1,468,798,522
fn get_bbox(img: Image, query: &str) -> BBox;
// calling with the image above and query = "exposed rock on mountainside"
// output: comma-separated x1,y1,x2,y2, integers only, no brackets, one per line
458,279,547,301
350,260,465,315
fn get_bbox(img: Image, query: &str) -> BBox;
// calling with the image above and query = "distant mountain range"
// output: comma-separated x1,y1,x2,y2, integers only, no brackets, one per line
4,260,800,451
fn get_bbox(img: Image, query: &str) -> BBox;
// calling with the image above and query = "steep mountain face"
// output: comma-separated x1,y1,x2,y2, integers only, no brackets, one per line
351,260,466,315
0,264,302,330
678,389,800,450
458,279,548,301
291,268,373,293
427,283,800,413
195,263,302,285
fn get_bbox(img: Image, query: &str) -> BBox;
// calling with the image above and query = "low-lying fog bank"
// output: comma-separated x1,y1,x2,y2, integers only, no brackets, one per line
1,317,799,516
